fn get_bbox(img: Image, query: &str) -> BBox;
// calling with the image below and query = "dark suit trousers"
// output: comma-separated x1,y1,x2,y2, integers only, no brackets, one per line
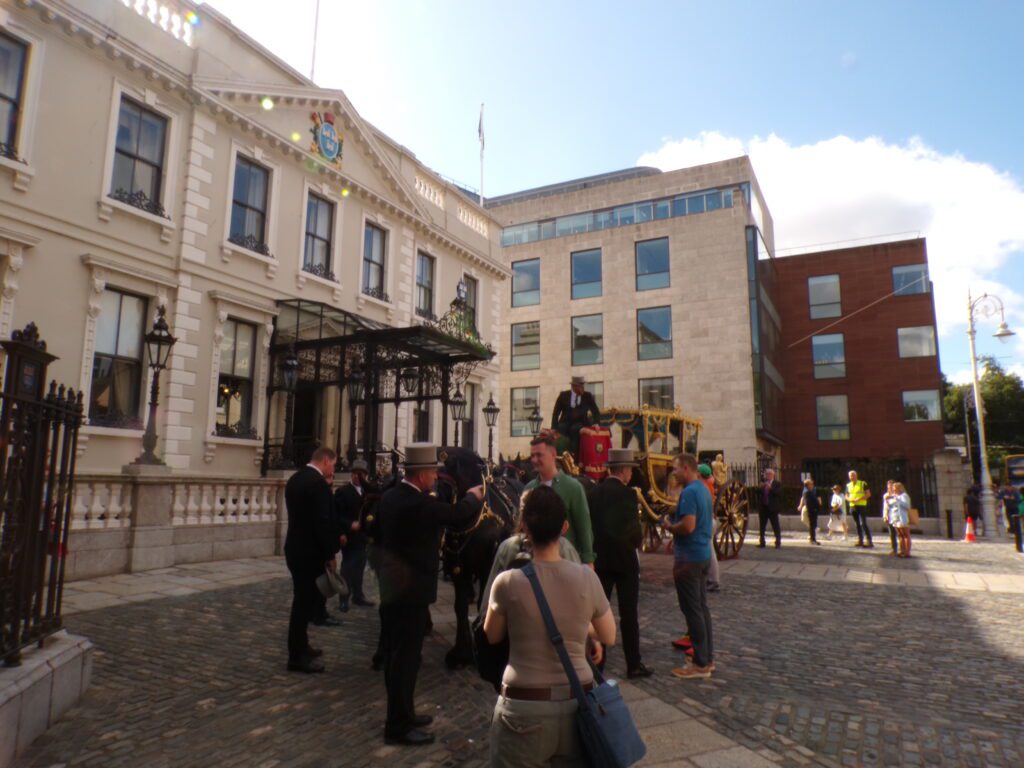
850,505,873,545
759,508,781,545
598,564,642,670
342,546,368,603
673,560,713,668
287,566,320,662
381,603,429,737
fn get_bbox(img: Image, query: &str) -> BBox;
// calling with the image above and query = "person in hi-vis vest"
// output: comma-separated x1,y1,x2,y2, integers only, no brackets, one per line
845,471,874,548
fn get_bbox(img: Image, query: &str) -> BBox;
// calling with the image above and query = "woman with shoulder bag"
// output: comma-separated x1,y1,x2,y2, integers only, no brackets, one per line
797,478,822,545
483,485,617,767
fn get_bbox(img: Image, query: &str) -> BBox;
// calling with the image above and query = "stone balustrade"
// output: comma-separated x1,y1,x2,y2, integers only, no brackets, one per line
72,476,134,530
170,479,280,525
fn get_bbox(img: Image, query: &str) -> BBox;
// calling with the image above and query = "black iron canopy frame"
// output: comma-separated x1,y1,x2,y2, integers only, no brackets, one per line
263,295,494,475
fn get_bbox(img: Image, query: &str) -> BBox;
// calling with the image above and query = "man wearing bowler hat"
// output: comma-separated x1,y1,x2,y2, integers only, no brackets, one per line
587,448,651,678
378,444,483,746
551,375,601,458
334,459,376,611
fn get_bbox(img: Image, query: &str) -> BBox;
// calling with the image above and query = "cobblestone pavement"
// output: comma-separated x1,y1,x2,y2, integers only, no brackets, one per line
17,535,1024,767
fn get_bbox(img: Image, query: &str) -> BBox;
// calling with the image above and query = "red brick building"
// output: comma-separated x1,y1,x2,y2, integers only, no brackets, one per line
773,238,944,466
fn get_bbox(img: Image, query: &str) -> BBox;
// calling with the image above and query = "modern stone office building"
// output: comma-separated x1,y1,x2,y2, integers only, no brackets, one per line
487,160,780,465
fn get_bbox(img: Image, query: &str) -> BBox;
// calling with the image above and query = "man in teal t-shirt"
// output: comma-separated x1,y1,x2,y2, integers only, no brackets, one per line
661,453,714,679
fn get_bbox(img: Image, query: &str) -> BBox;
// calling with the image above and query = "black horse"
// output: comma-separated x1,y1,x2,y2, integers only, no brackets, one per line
436,446,521,669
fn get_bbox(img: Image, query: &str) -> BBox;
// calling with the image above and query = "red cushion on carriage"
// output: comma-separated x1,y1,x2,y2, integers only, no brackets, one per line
579,426,612,480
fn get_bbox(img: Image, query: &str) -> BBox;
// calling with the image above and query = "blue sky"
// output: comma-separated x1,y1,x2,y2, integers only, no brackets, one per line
202,0,1024,381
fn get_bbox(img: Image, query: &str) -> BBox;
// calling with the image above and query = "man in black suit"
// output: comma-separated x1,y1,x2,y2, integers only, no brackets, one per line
550,375,601,457
284,446,341,673
378,443,483,746
335,459,375,611
758,468,784,548
588,448,651,679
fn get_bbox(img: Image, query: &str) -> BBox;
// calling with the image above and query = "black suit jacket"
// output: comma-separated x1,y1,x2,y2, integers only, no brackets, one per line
378,482,482,606
588,477,643,573
551,389,601,429
284,466,339,573
334,483,368,551
762,480,784,516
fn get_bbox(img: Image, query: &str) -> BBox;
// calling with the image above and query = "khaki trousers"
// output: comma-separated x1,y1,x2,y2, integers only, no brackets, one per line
489,695,583,768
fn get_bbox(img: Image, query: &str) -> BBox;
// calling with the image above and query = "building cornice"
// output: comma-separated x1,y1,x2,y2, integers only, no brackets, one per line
80,253,178,289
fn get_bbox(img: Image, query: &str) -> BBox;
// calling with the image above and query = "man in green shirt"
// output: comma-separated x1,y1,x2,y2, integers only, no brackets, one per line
523,433,596,565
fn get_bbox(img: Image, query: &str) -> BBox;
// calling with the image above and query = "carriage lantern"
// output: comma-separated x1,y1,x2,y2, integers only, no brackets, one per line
450,386,467,422
483,393,500,465
346,361,365,402
528,405,543,437
280,347,300,392
400,366,419,395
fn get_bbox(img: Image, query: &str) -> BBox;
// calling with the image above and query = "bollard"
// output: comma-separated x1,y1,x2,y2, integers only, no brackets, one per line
945,509,953,539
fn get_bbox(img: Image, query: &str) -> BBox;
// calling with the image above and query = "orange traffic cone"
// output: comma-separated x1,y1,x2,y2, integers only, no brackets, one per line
963,518,977,543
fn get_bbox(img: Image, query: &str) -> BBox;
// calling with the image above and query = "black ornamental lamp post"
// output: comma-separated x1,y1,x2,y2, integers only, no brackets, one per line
133,306,177,465
483,393,500,465
450,385,466,447
347,361,365,402
280,347,300,466
528,405,543,438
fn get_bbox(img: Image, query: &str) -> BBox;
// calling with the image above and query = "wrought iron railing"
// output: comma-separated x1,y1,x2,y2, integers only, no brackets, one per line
215,422,259,440
361,285,391,303
0,142,23,162
109,188,169,219
302,262,337,282
228,233,273,258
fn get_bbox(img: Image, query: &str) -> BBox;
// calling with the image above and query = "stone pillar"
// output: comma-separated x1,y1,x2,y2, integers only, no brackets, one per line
122,464,174,572
266,470,295,556
932,448,971,539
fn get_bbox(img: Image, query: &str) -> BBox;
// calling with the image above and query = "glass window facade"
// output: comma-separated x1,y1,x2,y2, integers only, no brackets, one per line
230,157,269,249
510,387,540,437
362,222,386,296
903,390,941,422
511,321,540,371
635,238,670,291
571,249,602,299
639,377,674,409
112,97,167,208
808,274,841,319
637,306,672,360
90,289,147,427
0,32,28,152
216,319,256,436
571,314,603,366
512,259,540,307
812,333,846,379
500,185,735,246
816,395,850,440
893,264,930,296
897,326,937,358
415,252,435,318
303,193,334,276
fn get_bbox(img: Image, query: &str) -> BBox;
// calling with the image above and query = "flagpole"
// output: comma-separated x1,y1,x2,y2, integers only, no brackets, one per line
310,0,321,81
478,103,484,206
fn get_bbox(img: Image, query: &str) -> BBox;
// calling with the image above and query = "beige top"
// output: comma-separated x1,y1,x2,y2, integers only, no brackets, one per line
489,559,610,688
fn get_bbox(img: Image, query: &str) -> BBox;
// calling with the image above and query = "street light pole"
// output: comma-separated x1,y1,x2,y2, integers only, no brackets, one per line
967,291,1017,538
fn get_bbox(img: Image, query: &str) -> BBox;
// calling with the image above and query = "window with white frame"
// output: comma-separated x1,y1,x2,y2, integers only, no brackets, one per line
303,193,335,280
230,156,271,255
416,252,435,319
90,289,148,428
216,319,257,438
0,32,28,160
110,97,168,216
362,222,388,301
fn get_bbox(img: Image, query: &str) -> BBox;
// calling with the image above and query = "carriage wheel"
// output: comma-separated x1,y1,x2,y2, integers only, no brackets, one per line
641,517,669,553
714,480,749,560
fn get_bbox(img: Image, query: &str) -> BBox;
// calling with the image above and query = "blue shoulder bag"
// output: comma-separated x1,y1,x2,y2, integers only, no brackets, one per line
521,562,646,768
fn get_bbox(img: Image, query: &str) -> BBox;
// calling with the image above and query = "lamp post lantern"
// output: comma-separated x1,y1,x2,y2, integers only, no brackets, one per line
132,305,176,465
280,346,300,467
528,405,543,438
967,291,1016,538
450,385,466,447
483,393,500,465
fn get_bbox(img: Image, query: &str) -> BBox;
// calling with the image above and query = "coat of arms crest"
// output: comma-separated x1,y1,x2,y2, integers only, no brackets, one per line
310,111,342,165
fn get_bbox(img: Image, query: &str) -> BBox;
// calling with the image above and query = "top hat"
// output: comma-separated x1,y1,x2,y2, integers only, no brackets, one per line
350,459,369,474
403,443,444,470
571,375,585,385
606,448,638,468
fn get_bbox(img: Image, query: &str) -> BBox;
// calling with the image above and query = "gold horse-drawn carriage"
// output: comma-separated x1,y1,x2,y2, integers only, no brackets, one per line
556,405,750,560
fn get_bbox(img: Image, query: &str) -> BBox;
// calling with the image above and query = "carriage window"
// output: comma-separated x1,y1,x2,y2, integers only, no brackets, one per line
510,386,539,437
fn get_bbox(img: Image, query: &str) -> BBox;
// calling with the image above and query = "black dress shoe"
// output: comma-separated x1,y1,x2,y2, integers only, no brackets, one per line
353,598,376,607
384,728,435,746
774,541,781,548
312,616,342,627
756,542,766,548
413,714,434,727
287,658,325,673
307,647,323,658
627,664,653,679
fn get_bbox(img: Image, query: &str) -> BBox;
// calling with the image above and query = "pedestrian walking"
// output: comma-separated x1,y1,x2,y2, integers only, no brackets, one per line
827,484,848,540
588,448,651,679
888,482,913,557
283,447,341,673
377,444,484,746
845,471,874,548
881,480,898,555
483,485,615,767
334,459,375,611
797,478,822,544
662,453,715,680
758,468,783,548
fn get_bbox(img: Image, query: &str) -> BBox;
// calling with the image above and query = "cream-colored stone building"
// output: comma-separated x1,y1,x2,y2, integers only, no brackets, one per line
0,0,506,577
487,161,779,465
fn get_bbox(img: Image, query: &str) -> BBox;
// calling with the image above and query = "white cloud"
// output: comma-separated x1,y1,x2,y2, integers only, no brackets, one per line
637,132,1024,342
